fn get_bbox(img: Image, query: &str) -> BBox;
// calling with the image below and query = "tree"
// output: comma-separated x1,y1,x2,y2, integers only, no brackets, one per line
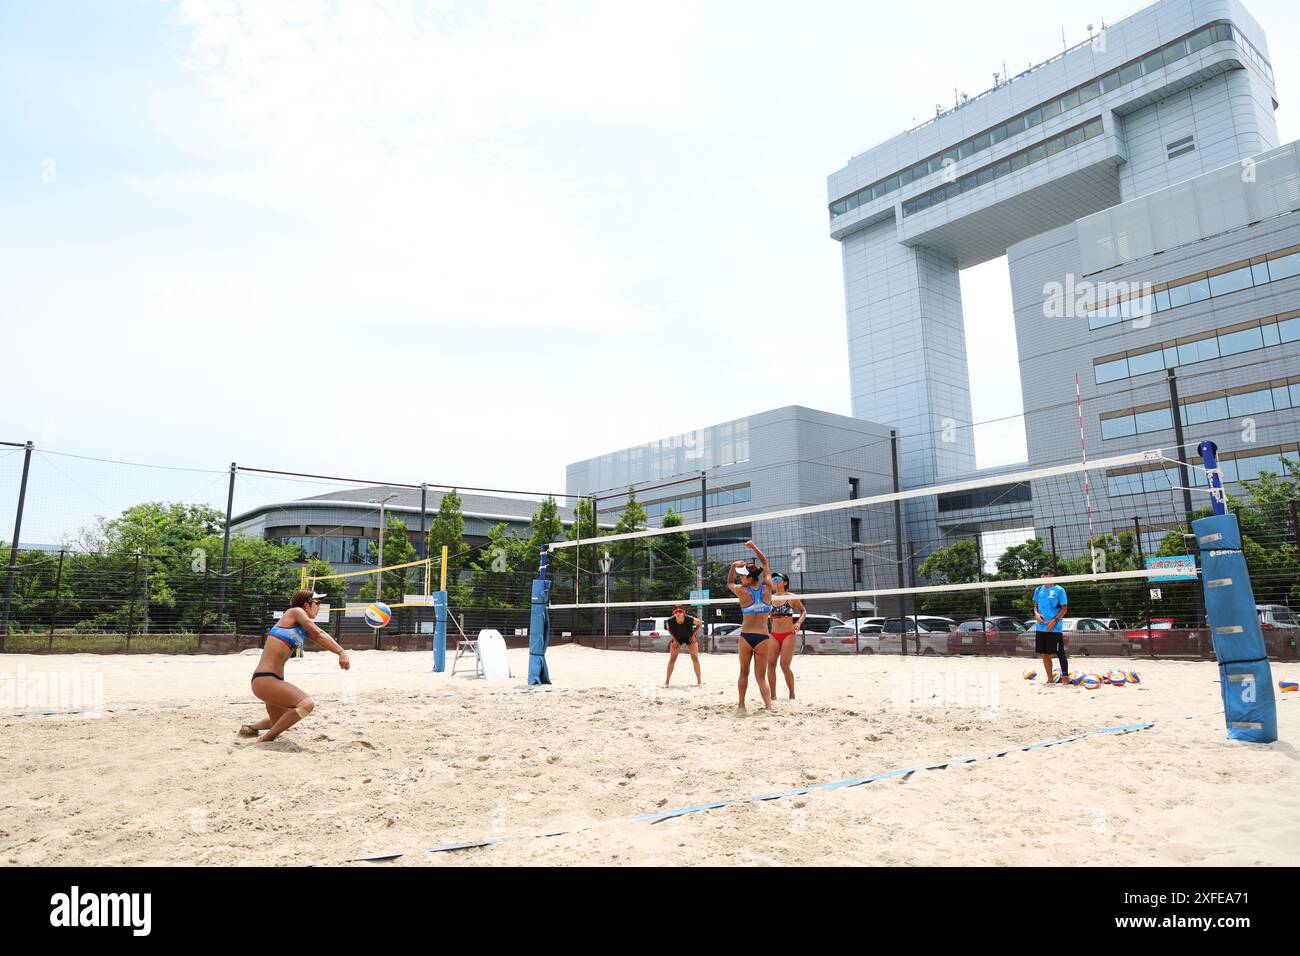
916,538,983,618
650,509,696,601
610,488,649,602
426,490,466,595
354,515,417,605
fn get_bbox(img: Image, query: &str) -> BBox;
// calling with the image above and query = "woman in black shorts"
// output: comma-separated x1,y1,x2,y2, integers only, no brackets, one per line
727,539,774,712
663,605,703,687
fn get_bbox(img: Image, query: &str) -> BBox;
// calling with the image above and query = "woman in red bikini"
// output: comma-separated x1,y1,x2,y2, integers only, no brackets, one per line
767,572,805,700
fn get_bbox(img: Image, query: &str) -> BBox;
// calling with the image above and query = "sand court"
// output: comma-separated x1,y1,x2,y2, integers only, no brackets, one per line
2,645,1298,866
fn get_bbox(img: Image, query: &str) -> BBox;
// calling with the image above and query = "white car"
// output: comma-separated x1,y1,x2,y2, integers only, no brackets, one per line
1257,604,1298,629
630,617,700,652
841,616,886,633
878,616,955,656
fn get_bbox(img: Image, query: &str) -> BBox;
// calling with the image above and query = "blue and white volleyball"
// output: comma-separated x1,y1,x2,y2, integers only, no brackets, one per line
1068,671,1086,685
1126,670,1142,685
1082,675,1102,690
1022,668,1038,681
1108,670,1128,686
364,601,392,628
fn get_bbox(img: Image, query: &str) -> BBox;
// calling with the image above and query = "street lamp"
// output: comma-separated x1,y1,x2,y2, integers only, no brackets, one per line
600,549,613,651
370,493,398,649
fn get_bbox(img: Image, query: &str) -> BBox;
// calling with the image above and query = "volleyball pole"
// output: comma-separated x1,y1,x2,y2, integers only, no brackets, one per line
1194,440,1277,743
527,548,552,685
433,545,448,673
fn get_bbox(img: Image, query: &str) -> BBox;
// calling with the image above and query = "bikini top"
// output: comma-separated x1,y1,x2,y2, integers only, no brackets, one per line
771,597,795,619
740,584,772,615
268,623,306,659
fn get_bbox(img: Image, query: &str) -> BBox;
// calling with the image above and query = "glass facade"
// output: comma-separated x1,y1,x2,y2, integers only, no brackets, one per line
829,21,1266,220
1087,246,1300,330
901,119,1104,218
1093,310,1300,385
601,484,752,522
1101,379,1300,440
272,536,378,565
589,420,750,494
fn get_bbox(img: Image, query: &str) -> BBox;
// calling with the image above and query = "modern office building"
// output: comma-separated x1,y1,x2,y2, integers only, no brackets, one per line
827,0,1293,553
231,486,580,571
565,406,898,601
1012,142,1300,552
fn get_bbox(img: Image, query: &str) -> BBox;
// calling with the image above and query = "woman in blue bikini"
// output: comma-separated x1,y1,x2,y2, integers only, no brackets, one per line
726,540,774,713
239,589,350,743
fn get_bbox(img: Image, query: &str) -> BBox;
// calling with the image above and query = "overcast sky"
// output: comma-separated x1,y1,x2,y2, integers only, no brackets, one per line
3,0,1298,535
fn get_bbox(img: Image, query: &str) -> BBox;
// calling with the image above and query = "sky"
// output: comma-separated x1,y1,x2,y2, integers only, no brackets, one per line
3,0,1298,536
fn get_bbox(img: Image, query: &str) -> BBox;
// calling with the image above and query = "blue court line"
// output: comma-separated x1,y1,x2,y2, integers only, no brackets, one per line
418,718,1159,856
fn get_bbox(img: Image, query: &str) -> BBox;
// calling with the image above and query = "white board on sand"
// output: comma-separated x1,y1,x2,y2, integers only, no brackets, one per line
477,629,511,680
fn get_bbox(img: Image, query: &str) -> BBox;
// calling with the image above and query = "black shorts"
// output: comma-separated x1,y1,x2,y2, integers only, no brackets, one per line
673,633,696,646
1034,632,1064,655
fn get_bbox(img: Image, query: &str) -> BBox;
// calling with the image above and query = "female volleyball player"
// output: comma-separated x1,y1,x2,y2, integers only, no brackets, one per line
239,589,351,743
727,539,774,712
663,604,703,687
767,572,805,700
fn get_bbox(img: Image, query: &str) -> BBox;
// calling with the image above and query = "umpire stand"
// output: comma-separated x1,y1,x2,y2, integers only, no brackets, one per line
1193,440,1278,743
528,550,553,685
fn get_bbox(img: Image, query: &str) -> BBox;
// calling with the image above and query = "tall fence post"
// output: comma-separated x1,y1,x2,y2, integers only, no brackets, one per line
235,560,247,643
1,439,35,649
48,548,65,650
126,550,141,649
216,462,236,630
1291,500,1300,551
889,431,905,644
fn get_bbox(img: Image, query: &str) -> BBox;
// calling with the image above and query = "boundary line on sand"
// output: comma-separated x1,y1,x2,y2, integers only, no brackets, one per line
386,717,1168,861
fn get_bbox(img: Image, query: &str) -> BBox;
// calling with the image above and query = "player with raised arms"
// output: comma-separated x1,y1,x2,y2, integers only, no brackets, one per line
727,539,774,713
767,571,805,700
239,589,351,743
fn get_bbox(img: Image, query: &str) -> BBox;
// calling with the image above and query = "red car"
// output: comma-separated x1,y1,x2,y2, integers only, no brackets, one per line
1124,618,1210,657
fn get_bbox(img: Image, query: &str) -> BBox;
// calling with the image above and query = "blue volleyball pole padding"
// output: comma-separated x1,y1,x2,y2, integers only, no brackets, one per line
1194,440,1278,744
528,549,552,686
432,590,448,673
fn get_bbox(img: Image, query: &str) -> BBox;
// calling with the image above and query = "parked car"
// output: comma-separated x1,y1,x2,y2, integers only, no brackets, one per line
630,617,676,651
1124,618,1210,657
1058,618,1130,657
841,616,886,633
1257,605,1299,657
791,615,849,653
714,615,847,653
953,616,1025,655
1257,604,1299,629
878,617,953,656
811,623,867,654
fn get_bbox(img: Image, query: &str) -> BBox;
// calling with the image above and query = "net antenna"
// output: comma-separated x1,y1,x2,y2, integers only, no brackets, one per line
1075,373,1098,571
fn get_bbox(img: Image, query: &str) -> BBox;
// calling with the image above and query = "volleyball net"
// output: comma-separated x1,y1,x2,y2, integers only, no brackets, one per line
543,446,1237,652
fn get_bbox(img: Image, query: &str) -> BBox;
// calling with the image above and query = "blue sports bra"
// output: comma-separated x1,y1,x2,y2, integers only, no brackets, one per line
268,624,306,658
740,584,772,615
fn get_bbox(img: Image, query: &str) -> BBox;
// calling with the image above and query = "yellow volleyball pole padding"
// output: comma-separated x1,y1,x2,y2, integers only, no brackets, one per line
300,566,308,589
440,545,448,592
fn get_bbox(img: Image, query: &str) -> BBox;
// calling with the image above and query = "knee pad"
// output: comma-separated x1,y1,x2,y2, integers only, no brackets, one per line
294,697,315,719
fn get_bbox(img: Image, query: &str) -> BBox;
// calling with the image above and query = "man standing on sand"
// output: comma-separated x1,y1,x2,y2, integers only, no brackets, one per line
1033,567,1069,683
664,605,703,687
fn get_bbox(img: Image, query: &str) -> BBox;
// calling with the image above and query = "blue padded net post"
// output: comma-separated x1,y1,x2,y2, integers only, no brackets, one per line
1194,440,1277,743
432,590,448,673
528,550,552,685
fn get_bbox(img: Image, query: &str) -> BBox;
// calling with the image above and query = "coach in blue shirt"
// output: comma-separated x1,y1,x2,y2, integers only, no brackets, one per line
1033,567,1069,683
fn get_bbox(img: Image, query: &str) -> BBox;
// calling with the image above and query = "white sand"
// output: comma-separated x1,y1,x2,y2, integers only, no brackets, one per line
1,645,1297,866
